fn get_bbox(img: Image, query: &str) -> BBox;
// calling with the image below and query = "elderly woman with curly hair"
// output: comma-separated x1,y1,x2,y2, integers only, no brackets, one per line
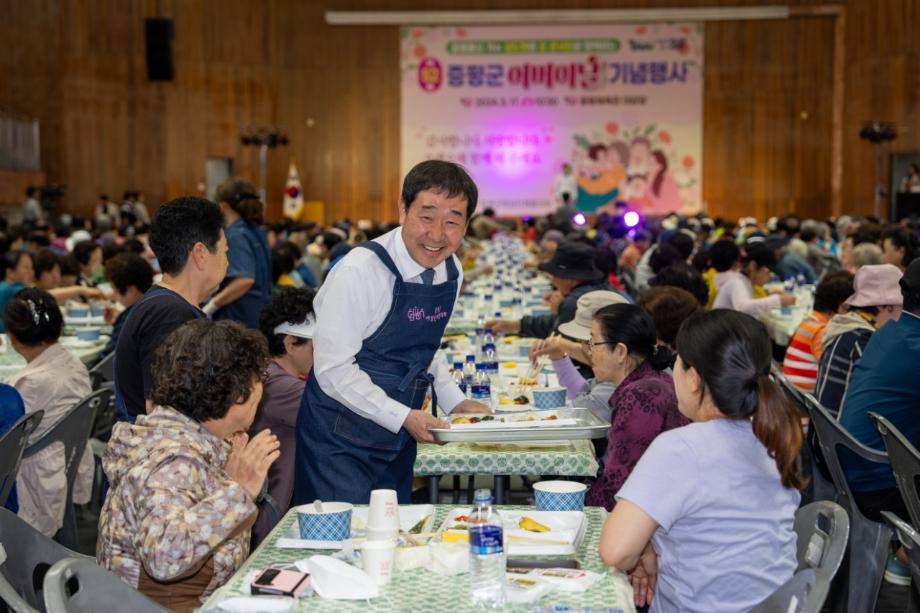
97,320,280,612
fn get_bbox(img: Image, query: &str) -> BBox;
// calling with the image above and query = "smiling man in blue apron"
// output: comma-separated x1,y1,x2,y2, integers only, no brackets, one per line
294,161,492,504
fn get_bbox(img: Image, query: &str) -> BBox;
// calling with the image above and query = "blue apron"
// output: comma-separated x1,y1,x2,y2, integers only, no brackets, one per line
294,241,459,504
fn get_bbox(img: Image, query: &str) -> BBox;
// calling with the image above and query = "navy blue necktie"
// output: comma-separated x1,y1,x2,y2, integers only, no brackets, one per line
421,268,435,285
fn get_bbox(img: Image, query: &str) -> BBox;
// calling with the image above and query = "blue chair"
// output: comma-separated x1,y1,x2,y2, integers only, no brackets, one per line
805,394,892,613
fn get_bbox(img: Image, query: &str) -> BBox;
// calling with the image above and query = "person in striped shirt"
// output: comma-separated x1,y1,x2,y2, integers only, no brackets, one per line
781,271,854,391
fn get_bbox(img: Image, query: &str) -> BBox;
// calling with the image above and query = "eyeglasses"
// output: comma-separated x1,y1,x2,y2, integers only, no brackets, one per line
587,338,615,351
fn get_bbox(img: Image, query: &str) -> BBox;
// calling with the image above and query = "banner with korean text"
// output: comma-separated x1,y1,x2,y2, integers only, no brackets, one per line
401,24,703,217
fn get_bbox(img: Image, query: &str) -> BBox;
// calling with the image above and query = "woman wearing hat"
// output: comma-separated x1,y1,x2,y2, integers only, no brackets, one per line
250,287,316,545
488,240,617,339
815,263,903,417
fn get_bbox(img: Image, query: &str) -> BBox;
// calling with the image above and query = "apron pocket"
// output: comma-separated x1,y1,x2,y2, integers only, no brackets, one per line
333,406,406,452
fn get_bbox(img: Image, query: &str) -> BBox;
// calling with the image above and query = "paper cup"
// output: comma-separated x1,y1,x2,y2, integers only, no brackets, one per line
297,502,353,541
76,328,101,342
533,480,587,511
366,489,400,540
532,387,566,409
361,539,396,585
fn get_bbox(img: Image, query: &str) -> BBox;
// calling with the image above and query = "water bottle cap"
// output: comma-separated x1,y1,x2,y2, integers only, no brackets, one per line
453,362,463,368
494,312,502,317
476,363,485,371
484,327,493,334
473,488,493,503
483,343,495,351
466,354,475,362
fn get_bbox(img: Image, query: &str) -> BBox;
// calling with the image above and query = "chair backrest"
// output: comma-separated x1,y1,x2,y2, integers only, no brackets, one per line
869,412,920,532
22,388,109,497
88,352,114,390
794,501,849,580
88,387,116,443
42,558,168,613
774,369,810,418
801,391,889,521
880,511,920,588
0,508,87,612
0,411,44,507
749,568,829,613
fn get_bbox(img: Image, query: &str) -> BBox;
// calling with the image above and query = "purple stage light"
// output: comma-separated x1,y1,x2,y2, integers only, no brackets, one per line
573,213,587,226
624,210,641,228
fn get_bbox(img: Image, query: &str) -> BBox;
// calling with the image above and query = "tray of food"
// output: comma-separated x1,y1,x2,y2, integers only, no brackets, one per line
431,408,608,443
438,508,587,555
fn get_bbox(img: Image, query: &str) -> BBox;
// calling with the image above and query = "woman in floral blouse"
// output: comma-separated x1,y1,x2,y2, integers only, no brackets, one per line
584,303,689,510
97,320,279,612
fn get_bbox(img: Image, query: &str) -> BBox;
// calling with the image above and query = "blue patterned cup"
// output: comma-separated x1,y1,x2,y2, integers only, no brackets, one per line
534,481,587,511
298,502,353,541
76,328,101,342
532,387,566,409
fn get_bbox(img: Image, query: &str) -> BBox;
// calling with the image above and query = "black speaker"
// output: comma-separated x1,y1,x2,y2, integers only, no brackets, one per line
145,18,174,81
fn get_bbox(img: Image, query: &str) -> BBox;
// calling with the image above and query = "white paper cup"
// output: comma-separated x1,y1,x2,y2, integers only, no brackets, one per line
361,539,397,585
366,489,400,540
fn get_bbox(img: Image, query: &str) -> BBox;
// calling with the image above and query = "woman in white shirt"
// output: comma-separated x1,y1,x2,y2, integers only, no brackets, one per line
4,287,93,536
712,243,795,316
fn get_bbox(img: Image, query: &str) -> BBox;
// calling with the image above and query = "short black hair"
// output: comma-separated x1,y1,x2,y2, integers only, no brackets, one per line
813,270,854,314
151,320,269,422
259,287,316,357
742,244,777,270
57,253,80,278
2,251,31,279
667,232,695,261
33,249,60,278
25,186,37,198
401,160,478,221
104,253,154,295
72,240,100,266
149,196,225,275
649,262,710,307
3,287,63,346
709,239,741,272
28,232,50,248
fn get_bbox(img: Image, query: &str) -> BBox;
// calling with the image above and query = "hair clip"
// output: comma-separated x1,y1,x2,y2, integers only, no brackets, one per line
26,299,40,326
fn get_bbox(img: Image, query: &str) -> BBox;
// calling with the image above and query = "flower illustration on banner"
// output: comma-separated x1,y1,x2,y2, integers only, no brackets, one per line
682,155,695,170
605,122,619,135
657,131,671,144
414,45,428,59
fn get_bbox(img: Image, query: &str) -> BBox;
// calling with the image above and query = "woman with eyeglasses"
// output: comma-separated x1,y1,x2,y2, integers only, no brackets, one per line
3,287,93,536
599,309,803,612
583,303,688,511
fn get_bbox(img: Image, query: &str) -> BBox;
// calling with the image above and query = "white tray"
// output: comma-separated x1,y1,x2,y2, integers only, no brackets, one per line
431,408,608,443
438,508,587,555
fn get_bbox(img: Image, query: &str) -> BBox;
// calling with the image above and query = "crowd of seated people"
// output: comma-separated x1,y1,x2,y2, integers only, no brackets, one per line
2,184,919,609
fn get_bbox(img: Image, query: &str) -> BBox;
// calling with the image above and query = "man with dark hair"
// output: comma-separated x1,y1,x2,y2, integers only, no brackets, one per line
114,197,227,422
98,253,155,362
295,160,489,505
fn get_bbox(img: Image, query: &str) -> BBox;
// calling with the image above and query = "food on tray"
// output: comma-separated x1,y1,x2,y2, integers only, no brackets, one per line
408,515,430,534
497,393,530,406
519,516,551,533
450,415,496,425
517,377,537,386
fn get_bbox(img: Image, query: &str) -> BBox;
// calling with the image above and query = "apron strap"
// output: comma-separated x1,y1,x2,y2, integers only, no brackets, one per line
359,241,402,278
398,363,439,418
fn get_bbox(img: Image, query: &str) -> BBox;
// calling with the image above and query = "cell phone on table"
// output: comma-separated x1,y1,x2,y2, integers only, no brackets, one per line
250,566,311,597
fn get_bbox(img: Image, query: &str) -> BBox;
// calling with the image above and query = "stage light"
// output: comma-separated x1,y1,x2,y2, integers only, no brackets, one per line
573,212,587,226
624,210,641,228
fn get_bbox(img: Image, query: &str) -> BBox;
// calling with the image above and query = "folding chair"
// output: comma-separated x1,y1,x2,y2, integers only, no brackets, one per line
805,394,892,613
42,558,168,613
749,568,829,613
794,501,849,582
881,511,920,613
22,389,109,550
87,352,114,391
0,508,90,612
0,411,44,508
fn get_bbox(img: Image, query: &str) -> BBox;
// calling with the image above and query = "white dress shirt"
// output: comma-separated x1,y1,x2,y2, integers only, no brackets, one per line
312,227,466,434
712,270,782,316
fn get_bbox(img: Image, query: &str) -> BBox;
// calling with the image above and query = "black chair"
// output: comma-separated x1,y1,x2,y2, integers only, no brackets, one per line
794,501,849,582
42,558,168,613
773,372,837,505
87,352,114,391
749,568,829,613
21,389,109,550
0,411,44,509
805,393,892,613
0,508,90,612
881,511,920,613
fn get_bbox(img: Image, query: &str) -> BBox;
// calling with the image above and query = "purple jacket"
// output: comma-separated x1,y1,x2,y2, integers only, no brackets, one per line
585,360,688,510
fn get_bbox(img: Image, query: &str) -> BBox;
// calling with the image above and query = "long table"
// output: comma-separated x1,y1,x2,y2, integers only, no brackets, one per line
201,505,636,612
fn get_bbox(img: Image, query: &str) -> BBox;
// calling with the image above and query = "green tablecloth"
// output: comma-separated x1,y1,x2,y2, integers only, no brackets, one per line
414,440,599,478
201,505,635,612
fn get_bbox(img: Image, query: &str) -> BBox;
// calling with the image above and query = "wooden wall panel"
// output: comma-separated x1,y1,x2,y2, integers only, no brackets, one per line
0,0,917,224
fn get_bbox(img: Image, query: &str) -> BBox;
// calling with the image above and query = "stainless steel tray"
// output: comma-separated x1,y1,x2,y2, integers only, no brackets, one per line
430,409,609,443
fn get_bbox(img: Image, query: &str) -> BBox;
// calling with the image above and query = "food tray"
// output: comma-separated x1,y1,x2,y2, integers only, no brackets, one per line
431,408,608,443
438,508,587,555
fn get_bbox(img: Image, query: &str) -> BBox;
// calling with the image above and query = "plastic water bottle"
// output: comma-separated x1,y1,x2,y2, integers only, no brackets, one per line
462,355,477,395
482,327,495,349
469,488,505,607
482,344,499,375
471,364,491,402
452,361,467,395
